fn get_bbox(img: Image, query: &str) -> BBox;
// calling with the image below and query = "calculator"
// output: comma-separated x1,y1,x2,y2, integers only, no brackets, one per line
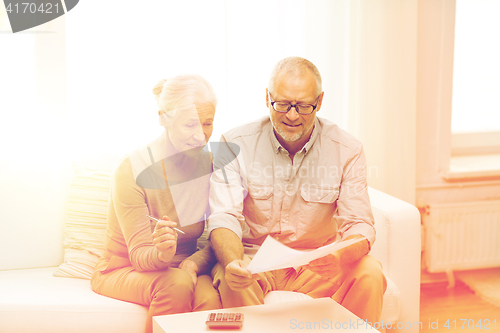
206,312,244,329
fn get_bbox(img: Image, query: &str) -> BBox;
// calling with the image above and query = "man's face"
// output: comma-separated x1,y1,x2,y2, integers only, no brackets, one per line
267,71,323,146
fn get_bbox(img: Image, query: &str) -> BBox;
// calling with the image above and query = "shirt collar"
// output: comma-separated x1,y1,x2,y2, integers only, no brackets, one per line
268,117,320,155
269,121,282,154
302,117,320,153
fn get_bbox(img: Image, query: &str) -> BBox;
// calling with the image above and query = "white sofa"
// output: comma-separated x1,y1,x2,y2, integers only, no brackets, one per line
0,157,421,333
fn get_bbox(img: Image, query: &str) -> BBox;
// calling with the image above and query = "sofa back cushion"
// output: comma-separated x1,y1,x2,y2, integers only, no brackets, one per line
53,163,113,279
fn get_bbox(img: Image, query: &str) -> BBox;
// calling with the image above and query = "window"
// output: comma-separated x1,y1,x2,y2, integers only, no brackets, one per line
0,10,37,164
447,0,500,179
451,0,500,155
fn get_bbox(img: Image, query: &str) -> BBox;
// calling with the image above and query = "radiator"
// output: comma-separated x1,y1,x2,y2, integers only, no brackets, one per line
423,200,500,272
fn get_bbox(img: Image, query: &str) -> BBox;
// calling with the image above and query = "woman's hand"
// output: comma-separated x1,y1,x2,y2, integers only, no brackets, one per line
178,259,199,285
152,215,178,264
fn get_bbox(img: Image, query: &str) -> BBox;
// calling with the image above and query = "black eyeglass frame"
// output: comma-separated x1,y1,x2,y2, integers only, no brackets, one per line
268,92,320,115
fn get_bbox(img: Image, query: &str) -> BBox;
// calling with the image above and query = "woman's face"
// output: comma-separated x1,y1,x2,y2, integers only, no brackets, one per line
165,103,215,155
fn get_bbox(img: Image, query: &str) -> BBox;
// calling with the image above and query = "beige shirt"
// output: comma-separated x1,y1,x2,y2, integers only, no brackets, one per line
208,116,375,251
96,134,215,274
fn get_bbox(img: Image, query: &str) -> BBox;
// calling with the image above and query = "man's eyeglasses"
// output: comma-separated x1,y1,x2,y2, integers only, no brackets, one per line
268,93,320,115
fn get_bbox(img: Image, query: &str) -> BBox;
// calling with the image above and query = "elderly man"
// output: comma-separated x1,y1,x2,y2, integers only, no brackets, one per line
208,56,386,323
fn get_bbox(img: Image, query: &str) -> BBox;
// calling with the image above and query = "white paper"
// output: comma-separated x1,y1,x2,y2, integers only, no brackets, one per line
246,236,365,274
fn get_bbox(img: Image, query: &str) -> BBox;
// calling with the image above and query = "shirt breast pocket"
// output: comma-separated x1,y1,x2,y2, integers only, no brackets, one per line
300,185,339,204
248,182,274,200
298,185,339,235
245,182,274,223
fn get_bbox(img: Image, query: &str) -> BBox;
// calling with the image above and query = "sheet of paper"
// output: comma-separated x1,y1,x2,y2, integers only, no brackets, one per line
246,236,365,274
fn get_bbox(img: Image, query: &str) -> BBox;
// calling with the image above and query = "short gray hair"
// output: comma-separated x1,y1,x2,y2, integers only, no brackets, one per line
152,74,217,113
268,56,322,97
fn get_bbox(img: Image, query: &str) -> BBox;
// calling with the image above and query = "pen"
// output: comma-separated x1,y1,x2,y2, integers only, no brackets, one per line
147,215,186,234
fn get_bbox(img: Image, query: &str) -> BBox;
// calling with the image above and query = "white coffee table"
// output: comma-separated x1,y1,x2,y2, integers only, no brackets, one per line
153,297,378,332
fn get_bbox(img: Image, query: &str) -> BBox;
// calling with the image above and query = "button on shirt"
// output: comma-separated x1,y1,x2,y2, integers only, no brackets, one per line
208,116,375,251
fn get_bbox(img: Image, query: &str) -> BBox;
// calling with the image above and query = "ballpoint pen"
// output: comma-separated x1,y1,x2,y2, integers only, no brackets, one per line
147,215,186,234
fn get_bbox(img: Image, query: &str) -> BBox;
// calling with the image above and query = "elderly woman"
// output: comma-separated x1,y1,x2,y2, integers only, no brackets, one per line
91,74,221,333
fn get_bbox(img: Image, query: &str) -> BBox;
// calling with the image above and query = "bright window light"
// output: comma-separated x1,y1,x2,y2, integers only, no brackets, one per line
64,0,348,159
0,26,36,163
451,0,500,134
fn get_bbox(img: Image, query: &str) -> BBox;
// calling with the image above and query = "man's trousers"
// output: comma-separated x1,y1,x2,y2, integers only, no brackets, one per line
212,254,386,324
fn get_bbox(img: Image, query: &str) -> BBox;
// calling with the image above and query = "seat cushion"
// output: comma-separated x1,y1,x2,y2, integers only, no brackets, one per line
0,267,147,333
263,277,401,324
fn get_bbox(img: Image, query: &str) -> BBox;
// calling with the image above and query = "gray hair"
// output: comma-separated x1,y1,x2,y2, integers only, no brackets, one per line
152,74,217,113
268,56,322,97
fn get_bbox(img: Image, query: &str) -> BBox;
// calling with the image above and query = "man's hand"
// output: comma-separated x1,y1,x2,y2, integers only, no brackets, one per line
307,252,341,278
225,259,259,291
307,235,370,278
178,259,198,285
152,215,178,264
211,228,259,290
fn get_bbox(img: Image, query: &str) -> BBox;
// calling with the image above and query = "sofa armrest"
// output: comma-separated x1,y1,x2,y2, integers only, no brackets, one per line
368,187,421,333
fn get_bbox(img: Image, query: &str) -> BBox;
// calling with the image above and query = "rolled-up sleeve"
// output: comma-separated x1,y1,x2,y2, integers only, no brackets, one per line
208,136,246,239
335,143,376,248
